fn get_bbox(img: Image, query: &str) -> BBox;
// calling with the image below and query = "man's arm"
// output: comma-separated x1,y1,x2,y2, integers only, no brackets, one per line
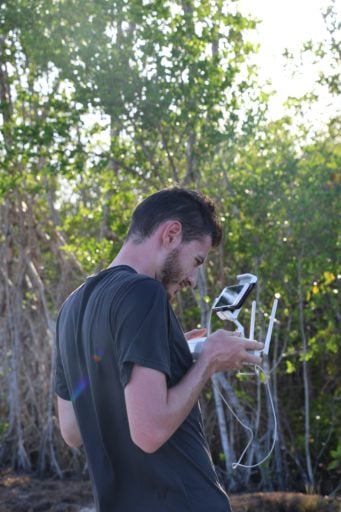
57,396,82,448
124,330,263,453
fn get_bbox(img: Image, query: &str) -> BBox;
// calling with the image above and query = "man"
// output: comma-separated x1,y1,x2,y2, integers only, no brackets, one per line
55,188,263,511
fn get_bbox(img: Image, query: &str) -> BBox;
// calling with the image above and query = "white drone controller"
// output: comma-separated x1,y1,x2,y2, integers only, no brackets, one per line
188,273,278,362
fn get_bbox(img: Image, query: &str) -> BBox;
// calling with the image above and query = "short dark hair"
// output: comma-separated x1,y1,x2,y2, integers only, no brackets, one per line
126,188,222,247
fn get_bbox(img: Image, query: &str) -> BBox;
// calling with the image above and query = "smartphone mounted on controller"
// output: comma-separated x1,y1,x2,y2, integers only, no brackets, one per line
212,273,257,317
188,273,258,357
188,273,278,362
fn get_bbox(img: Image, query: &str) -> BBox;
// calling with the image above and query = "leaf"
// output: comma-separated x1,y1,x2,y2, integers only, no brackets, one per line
286,361,296,374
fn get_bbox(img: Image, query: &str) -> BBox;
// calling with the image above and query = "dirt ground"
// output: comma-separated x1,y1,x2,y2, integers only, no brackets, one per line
0,471,92,512
0,470,340,512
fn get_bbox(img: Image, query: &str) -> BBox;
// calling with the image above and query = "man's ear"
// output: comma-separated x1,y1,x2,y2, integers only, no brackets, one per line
161,220,182,248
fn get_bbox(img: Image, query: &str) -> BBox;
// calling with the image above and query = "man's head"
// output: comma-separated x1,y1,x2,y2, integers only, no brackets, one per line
126,188,222,247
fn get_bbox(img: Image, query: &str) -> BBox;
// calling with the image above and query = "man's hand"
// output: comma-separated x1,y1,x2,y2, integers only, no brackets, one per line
184,328,207,341
201,329,264,372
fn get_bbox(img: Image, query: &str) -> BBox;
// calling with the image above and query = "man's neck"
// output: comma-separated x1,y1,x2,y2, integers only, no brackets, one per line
109,239,158,279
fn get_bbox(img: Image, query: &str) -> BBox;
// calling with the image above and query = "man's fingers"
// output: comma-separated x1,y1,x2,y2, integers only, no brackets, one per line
243,340,264,365
244,340,264,351
244,352,263,366
185,328,207,340
225,330,241,337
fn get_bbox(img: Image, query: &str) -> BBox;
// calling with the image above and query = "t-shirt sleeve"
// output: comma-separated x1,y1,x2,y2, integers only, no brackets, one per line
112,278,172,388
54,313,71,400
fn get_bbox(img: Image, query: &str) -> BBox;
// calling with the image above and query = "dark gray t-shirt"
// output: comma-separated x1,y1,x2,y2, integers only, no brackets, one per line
55,266,231,512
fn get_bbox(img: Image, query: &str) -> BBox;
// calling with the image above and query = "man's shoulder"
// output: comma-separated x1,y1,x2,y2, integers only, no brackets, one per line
58,266,167,320
112,267,167,304
108,268,169,330
105,265,163,292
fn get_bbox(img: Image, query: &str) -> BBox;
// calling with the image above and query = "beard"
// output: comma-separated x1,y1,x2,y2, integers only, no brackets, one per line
159,248,183,292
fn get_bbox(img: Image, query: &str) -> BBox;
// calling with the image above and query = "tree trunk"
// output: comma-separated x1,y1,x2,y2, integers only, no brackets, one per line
298,255,315,492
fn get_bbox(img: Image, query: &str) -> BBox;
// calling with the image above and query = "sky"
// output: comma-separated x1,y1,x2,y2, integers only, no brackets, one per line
237,0,336,122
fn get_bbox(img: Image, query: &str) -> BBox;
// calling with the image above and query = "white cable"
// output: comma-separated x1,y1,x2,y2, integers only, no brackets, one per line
219,365,277,470
218,391,254,469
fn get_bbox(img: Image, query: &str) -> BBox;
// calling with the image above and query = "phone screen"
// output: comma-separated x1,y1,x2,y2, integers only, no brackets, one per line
214,284,245,309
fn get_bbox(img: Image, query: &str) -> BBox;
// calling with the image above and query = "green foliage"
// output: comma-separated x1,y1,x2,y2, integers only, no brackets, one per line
328,441,341,470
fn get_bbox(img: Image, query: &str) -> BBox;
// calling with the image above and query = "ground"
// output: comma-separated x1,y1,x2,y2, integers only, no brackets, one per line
0,470,340,512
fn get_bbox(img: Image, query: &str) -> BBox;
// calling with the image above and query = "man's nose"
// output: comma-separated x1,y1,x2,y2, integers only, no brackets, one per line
180,269,198,290
187,268,198,289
